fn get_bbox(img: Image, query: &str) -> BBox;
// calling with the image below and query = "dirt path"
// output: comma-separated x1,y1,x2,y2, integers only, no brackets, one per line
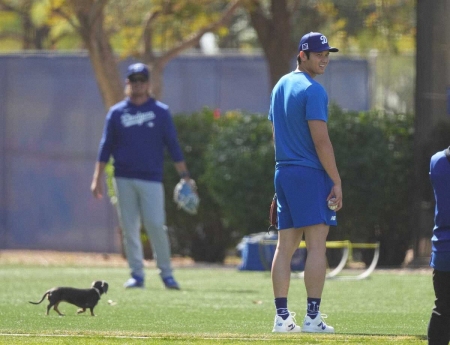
0,249,431,274
0,250,240,268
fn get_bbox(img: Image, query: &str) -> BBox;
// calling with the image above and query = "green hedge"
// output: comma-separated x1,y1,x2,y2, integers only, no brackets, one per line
163,109,232,263
327,105,414,266
165,107,415,266
202,111,275,236
106,107,416,265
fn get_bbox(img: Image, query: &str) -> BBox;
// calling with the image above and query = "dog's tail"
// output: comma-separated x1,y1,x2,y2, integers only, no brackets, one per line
29,291,50,305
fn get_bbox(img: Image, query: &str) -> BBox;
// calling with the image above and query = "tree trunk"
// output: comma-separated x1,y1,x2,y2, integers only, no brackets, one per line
83,30,123,109
412,0,450,263
150,61,165,101
70,0,123,109
246,0,294,88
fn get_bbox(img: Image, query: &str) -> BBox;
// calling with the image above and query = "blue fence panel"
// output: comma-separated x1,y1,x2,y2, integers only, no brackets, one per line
0,54,118,252
0,52,369,253
0,61,7,248
162,56,220,113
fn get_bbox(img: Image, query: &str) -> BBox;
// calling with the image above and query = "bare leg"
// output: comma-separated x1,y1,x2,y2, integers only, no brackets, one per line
272,228,304,297
303,224,329,298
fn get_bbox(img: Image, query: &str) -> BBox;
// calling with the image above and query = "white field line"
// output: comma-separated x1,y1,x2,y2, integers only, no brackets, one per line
0,333,275,341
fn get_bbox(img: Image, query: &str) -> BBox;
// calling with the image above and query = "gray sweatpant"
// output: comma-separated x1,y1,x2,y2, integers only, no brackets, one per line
113,177,173,279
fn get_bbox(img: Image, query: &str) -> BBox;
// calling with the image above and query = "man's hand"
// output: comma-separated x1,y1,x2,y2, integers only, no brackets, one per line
91,177,103,200
327,184,342,211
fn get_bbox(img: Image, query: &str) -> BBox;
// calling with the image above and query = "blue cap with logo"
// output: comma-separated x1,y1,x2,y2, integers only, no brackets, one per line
298,32,338,53
126,63,150,78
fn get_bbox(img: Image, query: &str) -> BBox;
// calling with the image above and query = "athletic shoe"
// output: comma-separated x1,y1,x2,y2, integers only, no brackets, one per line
272,312,302,333
123,275,144,288
162,276,180,290
301,312,335,333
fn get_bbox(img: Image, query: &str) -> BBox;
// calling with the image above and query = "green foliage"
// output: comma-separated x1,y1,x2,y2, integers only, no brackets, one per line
108,106,415,266
164,109,231,262
202,111,274,234
166,109,275,262
0,0,418,56
330,0,416,54
104,0,232,55
328,105,414,265
169,106,414,266
0,0,81,50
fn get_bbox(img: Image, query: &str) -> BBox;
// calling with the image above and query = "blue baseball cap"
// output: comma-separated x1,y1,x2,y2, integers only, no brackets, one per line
298,32,338,53
126,63,150,78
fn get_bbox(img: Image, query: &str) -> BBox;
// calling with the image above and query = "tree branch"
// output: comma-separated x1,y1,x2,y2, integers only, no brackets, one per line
141,9,161,62
52,7,80,32
157,0,243,67
89,0,109,27
245,0,272,46
0,32,23,40
0,0,15,12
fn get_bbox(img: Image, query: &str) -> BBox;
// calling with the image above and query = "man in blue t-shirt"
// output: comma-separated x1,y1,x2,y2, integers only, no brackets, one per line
269,32,342,333
91,63,193,290
427,146,450,344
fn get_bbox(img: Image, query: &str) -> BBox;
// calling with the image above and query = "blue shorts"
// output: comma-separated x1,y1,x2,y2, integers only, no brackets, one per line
275,165,337,230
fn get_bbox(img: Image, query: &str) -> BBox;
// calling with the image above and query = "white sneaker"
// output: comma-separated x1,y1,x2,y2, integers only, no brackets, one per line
272,312,302,333
301,312,335,333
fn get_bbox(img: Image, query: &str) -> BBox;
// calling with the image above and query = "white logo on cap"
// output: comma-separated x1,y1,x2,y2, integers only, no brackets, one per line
320,35,328,44
302,43,309,50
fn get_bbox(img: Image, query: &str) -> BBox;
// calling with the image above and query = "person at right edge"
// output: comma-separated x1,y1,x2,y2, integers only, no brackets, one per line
268,32,342,333
427,146,450,345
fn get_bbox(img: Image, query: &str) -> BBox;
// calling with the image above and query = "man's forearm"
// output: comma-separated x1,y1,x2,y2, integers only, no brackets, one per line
93,161,107,181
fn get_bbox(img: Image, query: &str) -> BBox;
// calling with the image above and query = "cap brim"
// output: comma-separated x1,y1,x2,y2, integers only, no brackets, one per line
127,72,149,79
306,47,339,53
316,47,339,52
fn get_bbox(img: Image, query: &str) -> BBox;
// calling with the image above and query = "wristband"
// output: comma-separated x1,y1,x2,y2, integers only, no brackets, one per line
179,171,190,178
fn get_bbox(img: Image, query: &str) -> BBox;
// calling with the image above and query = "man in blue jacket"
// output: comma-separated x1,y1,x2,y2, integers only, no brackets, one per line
91,63,192,290
428,146,450,344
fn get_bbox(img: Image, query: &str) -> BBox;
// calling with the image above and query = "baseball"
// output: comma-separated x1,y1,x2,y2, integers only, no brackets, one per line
328,198,338,210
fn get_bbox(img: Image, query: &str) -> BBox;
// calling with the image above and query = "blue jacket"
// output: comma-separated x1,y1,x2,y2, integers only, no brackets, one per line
98,97,184,182
429,148,450,271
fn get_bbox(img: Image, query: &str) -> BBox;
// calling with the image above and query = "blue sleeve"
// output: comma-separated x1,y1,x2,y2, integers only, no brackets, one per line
305,83,328,122
97,109,114,163
164,112,185,163
268,91,274,122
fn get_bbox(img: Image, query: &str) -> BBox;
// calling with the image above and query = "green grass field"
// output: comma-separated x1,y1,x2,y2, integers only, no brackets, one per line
0,261,432,344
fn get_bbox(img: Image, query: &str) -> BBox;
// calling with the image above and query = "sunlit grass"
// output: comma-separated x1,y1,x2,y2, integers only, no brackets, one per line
0,264,432,344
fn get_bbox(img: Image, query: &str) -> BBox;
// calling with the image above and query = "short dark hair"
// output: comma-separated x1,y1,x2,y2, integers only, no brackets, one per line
297,51,310,65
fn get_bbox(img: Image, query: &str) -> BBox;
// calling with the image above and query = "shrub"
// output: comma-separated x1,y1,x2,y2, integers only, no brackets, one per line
202,111,274,237
164,109,232,262
111,106,416,266
327,105,414,266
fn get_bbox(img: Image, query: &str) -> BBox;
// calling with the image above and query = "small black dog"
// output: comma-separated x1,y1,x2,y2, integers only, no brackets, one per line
29,280,108,316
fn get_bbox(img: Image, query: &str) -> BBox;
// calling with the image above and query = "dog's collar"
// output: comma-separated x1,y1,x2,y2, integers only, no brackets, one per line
93,287,101,298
